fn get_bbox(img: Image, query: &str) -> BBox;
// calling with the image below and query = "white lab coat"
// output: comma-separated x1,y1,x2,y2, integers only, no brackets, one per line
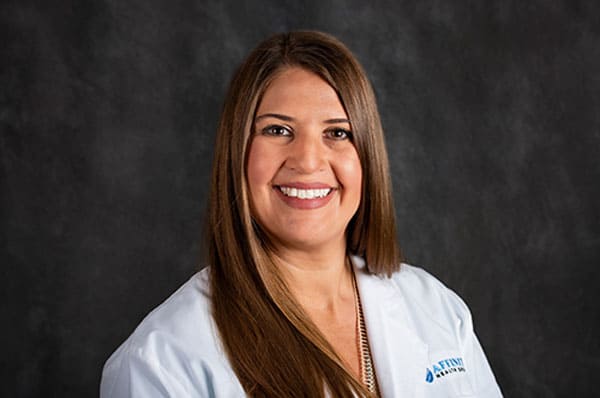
101,257,503,397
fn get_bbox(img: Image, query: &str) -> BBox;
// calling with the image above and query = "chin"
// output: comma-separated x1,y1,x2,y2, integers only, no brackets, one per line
274,230,345,252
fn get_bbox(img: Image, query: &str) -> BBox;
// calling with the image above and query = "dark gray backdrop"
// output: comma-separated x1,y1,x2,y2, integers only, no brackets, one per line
2,0,599,397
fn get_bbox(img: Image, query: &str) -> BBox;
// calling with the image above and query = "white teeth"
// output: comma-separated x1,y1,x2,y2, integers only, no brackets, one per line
279,187,331,199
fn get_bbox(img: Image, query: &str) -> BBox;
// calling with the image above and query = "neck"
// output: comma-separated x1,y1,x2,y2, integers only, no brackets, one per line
274,246,354,312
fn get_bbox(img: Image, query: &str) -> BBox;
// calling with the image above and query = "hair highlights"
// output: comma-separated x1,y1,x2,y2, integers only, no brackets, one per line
206,31,401,397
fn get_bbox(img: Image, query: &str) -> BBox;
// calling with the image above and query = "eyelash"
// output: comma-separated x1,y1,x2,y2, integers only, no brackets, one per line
260,125,352,141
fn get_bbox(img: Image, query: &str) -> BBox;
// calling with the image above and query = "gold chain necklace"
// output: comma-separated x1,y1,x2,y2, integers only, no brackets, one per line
352,268,378,395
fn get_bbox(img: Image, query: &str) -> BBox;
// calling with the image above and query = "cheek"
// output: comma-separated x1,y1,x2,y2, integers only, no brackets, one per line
246,140,276,192
337,149,363,193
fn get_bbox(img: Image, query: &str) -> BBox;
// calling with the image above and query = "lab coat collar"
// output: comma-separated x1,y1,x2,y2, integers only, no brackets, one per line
351,256,429,397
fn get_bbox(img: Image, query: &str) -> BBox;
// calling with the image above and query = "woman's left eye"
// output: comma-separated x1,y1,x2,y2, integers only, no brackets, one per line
325,129,352,140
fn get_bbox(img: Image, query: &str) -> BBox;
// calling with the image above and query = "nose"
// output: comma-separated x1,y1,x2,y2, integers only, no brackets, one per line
285,130,326,174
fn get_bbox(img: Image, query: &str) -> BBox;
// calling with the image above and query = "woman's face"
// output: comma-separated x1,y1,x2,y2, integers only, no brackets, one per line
246,67,362,253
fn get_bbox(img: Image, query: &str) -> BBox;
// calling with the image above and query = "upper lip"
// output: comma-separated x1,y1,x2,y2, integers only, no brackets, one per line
274,182,335,189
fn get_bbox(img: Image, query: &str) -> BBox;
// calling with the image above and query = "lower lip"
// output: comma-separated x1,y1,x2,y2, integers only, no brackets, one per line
274,187,336,210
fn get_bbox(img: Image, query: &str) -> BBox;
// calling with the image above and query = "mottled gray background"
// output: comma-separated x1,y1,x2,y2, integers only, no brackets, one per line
2,0,599,397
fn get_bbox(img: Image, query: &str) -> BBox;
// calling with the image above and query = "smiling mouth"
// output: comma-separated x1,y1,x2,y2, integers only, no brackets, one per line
276,186,333,199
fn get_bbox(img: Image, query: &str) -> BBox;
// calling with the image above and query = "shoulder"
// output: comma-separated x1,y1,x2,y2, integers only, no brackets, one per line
384,263,475,342
113,269,216,353
393,264,470,320
100,268,244,397
354,254,479,351
354,255,470,329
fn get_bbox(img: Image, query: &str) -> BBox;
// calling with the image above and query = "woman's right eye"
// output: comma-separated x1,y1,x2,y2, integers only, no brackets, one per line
262,125,292,136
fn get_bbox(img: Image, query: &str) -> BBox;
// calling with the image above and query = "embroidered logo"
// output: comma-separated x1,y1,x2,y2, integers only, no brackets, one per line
425,357,466,383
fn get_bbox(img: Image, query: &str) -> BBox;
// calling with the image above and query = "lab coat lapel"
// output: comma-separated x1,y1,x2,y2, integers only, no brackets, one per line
353,259,429,398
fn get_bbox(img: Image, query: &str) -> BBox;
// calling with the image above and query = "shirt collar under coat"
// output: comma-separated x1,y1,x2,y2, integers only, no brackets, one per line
351,255,429,398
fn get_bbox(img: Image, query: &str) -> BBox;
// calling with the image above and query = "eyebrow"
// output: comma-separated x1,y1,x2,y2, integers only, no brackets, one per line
324,118,351,124
255,113,350,125
255,113,293,122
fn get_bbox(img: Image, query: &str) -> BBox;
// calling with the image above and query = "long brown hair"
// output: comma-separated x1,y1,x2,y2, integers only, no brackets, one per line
206,31,401,397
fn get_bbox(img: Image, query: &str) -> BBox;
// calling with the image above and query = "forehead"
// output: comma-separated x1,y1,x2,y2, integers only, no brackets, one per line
256,67,347,119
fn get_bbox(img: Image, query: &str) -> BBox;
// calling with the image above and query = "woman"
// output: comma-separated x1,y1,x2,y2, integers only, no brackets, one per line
101,31,502,397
